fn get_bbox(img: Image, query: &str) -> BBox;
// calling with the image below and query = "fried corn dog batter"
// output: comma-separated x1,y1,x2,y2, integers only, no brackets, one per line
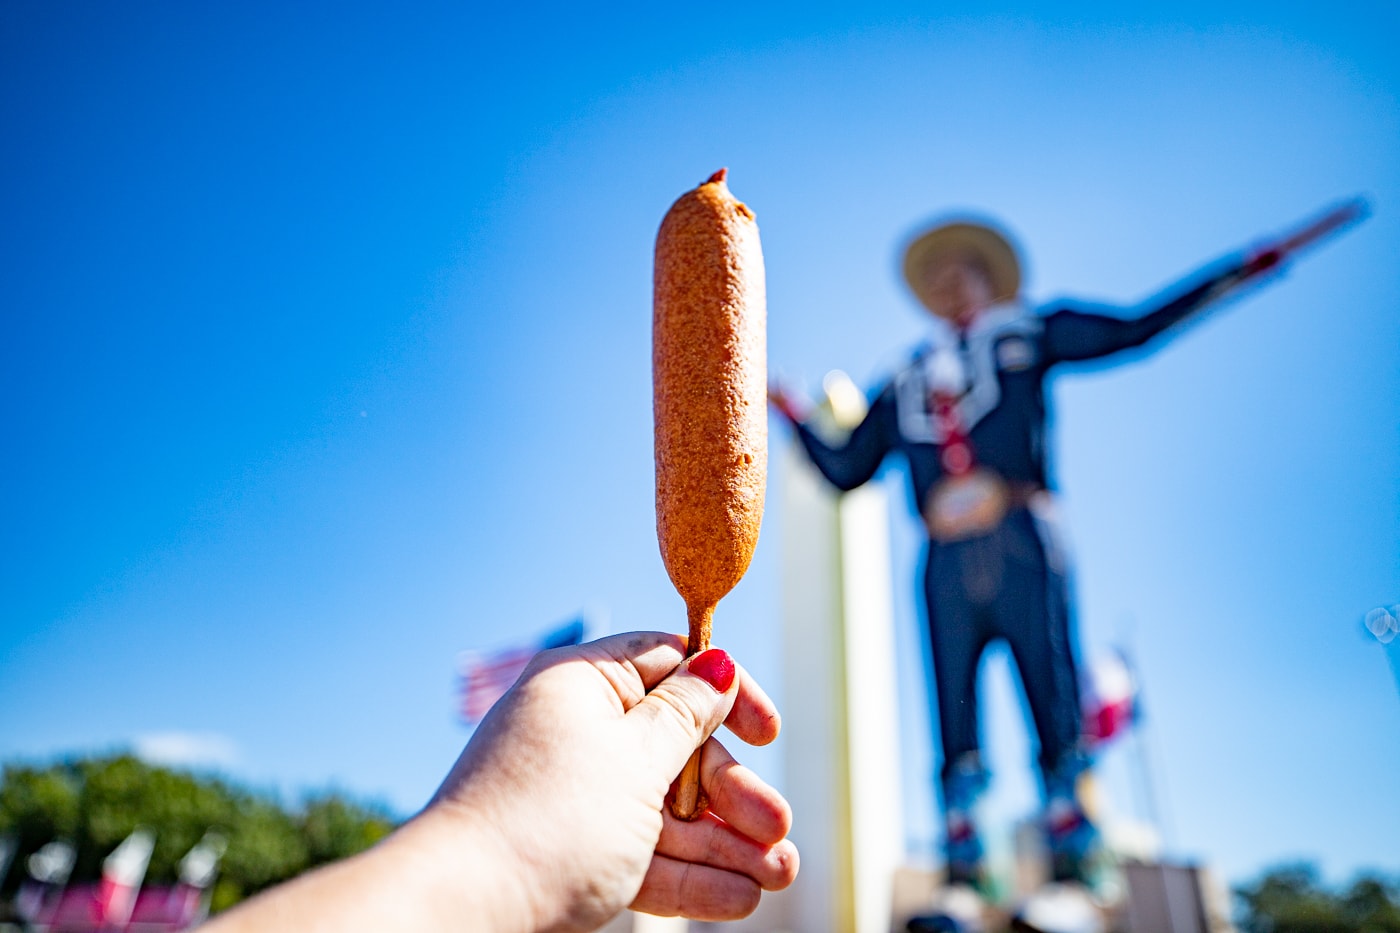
654,168,767,646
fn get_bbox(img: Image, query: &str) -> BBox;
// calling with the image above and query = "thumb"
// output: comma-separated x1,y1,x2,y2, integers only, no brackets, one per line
626,648,738,777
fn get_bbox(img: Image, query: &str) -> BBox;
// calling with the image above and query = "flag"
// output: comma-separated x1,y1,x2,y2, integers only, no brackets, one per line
177,830,227,889
15,839,74,923
128,830,228,928
457,617,587,725
1081,649,1140,748
96,828,155,927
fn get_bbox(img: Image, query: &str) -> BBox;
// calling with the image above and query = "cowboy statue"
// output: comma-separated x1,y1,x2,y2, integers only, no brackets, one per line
769,201,1366,932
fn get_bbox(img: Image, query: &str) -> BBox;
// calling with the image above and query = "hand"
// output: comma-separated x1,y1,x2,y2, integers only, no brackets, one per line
1241,245,1285,278
425,632,797,932
194,633,795,933
768,380,806,425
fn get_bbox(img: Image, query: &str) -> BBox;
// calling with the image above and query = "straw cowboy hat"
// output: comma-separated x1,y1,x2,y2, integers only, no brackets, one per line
902,219,1023,316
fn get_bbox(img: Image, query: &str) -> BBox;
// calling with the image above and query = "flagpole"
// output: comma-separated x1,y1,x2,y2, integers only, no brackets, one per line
1114,627,1178,858
1130,713,1175,855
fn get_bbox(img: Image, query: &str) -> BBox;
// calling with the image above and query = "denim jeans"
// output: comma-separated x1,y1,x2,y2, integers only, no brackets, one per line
924,506,1085,816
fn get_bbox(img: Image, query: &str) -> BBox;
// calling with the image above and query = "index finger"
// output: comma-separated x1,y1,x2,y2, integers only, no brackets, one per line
576,633,781,740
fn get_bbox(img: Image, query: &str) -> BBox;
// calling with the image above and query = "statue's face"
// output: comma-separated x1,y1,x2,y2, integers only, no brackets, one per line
919,251,995,328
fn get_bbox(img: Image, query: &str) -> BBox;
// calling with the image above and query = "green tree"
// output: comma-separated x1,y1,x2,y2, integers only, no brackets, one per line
0,762,82,873
0,754,399,914
299,792,394,867
1339,875,1400,931
1236,863,1400,933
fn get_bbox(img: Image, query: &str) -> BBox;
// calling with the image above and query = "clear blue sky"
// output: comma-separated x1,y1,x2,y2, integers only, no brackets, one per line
3,0,1397,891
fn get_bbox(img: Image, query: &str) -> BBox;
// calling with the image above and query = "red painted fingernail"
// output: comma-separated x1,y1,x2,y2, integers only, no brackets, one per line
689,648,736,693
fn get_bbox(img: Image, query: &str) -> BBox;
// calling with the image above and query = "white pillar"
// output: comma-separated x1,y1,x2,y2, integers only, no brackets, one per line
776,372,905,933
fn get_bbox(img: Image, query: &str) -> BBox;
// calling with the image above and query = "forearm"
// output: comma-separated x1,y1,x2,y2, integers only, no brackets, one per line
200,806,540,933
1044,254,1260,363
787,386,896,492
1128,255,1253,341
792,422,874,491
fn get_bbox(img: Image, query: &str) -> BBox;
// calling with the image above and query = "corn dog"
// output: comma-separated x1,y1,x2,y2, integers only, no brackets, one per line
653,168,767,819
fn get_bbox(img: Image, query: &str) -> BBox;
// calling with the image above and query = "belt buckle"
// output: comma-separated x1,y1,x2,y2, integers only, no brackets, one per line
924,469,1010,542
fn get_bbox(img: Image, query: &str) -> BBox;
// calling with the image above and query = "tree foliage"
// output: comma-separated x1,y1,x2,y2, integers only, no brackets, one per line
1236,863,1400,933
0,754,396,914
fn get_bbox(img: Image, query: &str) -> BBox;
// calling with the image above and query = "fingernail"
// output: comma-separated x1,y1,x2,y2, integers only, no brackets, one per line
689,648,736,693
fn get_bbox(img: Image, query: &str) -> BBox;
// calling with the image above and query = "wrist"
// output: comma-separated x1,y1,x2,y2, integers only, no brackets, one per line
384,801,545,933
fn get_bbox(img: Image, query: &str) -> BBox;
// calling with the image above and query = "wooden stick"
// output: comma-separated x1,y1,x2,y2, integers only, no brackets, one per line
672,604,714,820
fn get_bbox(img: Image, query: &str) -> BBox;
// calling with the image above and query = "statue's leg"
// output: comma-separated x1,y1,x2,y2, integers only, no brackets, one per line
997,509,1101,883
927,542,993,886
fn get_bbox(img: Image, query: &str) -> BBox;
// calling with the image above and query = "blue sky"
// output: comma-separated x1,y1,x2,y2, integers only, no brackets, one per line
3,1,1397,891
